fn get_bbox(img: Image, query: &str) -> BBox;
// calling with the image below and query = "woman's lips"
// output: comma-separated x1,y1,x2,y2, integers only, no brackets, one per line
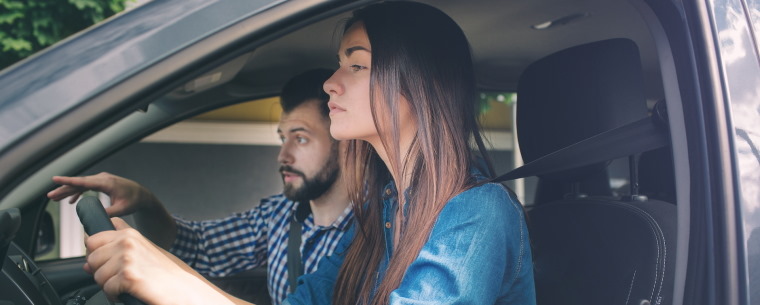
328,102,346,115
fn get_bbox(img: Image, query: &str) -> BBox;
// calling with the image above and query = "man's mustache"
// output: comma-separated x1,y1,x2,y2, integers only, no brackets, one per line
279,166,306,179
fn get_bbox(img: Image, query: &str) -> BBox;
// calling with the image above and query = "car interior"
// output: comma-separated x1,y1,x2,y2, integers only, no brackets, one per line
0,0,694,304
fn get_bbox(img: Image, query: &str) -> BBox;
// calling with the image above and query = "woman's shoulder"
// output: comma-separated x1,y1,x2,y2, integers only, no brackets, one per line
441,182,525,224
453,181,519,206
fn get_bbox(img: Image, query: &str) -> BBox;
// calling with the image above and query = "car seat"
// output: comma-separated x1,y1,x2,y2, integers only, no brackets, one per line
501,38,677,305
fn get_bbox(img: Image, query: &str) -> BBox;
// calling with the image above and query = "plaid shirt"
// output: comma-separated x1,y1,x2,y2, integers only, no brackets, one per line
169,194,353,305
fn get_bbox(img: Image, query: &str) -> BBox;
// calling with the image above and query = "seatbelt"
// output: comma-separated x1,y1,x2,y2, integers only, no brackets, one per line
287,201,311,293
493,115,669,182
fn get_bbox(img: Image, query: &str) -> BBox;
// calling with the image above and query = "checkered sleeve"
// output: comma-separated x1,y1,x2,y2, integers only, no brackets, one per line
169,202,272,277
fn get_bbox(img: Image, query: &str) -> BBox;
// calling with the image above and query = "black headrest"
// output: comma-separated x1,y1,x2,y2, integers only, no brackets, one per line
517,38,648,180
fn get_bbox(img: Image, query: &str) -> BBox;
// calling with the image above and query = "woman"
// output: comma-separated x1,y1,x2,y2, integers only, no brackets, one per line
83,2,535,304
287,2,535,304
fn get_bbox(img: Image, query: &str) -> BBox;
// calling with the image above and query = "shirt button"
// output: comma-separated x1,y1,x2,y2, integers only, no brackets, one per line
385,222,392,229
385,189,392,195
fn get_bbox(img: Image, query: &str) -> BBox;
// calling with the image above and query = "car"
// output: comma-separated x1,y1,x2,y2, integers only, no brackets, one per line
0,0,758,304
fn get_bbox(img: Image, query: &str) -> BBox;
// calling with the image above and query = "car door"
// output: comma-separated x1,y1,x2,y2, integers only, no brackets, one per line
0,0,356,303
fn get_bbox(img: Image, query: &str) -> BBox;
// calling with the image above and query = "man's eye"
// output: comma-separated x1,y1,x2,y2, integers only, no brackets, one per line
297,136,308,144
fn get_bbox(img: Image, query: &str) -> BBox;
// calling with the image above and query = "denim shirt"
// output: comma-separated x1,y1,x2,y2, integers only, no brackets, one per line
284,179,536,304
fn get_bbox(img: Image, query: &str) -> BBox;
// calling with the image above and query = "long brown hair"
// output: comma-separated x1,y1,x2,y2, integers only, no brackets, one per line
332,2,494,304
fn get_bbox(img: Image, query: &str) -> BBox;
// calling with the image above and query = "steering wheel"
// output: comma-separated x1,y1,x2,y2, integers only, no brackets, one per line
76,196,147,305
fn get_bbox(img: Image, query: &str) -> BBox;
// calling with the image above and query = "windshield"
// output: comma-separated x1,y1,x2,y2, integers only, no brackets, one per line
0,0,281,154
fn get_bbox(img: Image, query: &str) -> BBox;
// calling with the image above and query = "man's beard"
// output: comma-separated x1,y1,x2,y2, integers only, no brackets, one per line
280,144,340,203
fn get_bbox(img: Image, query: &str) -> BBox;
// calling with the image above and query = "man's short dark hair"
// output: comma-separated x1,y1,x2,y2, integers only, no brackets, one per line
280,68,334,118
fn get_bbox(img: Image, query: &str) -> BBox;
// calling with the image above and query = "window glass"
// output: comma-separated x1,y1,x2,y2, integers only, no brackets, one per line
478,92,537,204
37,98,283,260
746,0,760,54
716,0,760,300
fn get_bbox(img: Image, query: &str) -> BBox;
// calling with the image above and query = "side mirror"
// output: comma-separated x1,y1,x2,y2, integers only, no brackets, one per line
35,211,55,258
0,208,21,259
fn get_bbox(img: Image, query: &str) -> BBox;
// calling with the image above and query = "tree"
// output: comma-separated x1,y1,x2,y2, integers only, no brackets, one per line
0,0,128,70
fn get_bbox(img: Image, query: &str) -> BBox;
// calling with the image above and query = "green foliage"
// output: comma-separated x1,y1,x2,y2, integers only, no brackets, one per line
479,92,516,114
0,0,128,69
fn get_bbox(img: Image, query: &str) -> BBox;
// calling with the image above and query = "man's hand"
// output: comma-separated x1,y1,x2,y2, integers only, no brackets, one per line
48,172,160,217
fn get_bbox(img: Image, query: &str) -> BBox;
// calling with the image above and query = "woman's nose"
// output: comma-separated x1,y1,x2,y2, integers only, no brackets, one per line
323,70,343,96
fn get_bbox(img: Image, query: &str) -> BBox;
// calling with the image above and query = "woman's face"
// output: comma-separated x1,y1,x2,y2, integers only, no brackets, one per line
323,22,376,143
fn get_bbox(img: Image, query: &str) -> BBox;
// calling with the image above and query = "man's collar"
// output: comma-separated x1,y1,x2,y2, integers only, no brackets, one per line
332,204,354,231
292,200,354,231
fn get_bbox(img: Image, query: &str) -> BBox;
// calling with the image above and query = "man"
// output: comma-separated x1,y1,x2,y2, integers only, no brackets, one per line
47,69,352,305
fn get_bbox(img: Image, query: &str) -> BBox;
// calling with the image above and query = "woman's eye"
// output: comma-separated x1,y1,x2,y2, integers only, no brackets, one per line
350,64,366,72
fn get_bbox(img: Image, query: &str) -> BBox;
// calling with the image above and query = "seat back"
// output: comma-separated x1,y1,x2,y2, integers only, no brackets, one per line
515,39,676,305
529,199,676,305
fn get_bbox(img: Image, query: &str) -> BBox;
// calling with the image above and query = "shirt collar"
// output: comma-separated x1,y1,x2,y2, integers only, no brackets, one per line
380,164,487,208
292,200,354,231
331,204,354,231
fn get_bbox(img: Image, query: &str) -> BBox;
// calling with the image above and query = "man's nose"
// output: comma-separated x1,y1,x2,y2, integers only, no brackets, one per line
277,142,294,165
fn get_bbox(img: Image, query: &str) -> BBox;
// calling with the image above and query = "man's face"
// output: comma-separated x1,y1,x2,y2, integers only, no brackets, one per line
277,100,339,202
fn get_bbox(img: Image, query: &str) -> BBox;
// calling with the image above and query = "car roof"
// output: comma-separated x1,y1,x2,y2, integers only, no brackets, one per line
243,0,660,93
